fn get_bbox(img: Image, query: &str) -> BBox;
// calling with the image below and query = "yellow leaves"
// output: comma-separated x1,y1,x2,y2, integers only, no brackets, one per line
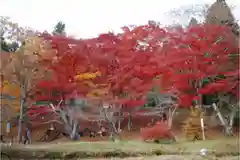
22,36,55,62
86,88,109,97
24,36,49,55
75,71,101,80
1,36,53,91
0,52,13,75
80,80,109,98
75,71,109,98
0,80,20,97
83,81,97,88
0,82,21,120
83,81,108,88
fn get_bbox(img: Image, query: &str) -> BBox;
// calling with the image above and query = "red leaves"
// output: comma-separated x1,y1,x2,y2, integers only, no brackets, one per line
225,70,239,77
120,99,145,108
199,68,239,96
37,80,60,89
157,24,238,105
140,121,174,141
35,23,238,116
178,94,200,107
198,81,228,94
27,106,52,116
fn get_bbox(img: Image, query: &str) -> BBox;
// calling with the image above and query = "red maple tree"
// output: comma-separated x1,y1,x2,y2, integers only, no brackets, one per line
155,24,239,107
27,23,238,139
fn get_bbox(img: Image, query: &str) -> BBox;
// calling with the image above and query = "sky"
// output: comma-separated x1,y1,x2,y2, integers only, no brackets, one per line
1,0,240,38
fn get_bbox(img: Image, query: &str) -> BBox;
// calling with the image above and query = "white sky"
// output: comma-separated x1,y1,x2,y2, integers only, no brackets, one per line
1,0,240,38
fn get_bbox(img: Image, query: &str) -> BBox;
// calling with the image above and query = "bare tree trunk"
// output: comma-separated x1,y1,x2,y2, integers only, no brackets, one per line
229,106,237,130
64,124,72,138
108,122,114,141
111,121,119,135
63,122,79,140
70,121,80,140
50,101,80,140
127,112,132,131
117,120,121,132
18,89,26,143
212,103,233,136
212,103,227,125
103,107,120,141
117,112,121,132
109,122,121,141
167,106,177,129
62,113,80,140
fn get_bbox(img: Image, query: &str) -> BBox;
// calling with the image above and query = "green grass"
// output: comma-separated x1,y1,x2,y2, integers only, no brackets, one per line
1,137,239,159
83,156,240,160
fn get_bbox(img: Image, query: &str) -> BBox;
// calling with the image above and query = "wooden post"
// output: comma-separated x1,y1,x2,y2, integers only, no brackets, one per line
200,118,205,140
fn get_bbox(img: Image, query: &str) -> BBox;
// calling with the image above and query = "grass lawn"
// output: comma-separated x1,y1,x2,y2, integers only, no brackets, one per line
1,137,239,159
84,155,240,160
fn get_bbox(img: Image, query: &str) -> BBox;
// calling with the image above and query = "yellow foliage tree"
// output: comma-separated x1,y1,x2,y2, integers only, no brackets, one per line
1,36,54,141
74,71,111,98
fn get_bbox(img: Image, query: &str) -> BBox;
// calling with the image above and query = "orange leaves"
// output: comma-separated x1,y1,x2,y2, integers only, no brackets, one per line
86,88,109,98
0,81,21,119
75,71,101,80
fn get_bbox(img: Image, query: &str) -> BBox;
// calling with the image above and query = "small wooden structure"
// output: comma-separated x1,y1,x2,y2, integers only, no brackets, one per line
182,107,206,141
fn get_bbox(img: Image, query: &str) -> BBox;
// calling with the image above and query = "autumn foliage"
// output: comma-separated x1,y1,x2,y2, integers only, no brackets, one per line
37,24,238,106
140,121,175,141
156,24,238,107
22,23,239,139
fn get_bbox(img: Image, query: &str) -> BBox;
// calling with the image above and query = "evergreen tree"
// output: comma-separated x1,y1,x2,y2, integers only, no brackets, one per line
53,21,66,36
188,17,198,27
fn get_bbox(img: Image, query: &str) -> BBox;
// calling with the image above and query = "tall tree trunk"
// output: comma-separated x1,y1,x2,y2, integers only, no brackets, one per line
103,107,120,141
127,112,132,131
64,124,72,138
70,121,80,140
64,122,80,140
108,121,120,141
50,101,81,140
229,107,237,131
18,89,26,143
108,122,114,141
59,111,80,140
167,106,177,129
117,112,121,132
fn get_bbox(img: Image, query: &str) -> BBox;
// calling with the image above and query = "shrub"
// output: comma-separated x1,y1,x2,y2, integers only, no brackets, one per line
140,121,175,142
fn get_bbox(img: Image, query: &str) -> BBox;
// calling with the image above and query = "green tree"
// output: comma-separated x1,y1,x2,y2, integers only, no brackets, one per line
53,21,66,35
